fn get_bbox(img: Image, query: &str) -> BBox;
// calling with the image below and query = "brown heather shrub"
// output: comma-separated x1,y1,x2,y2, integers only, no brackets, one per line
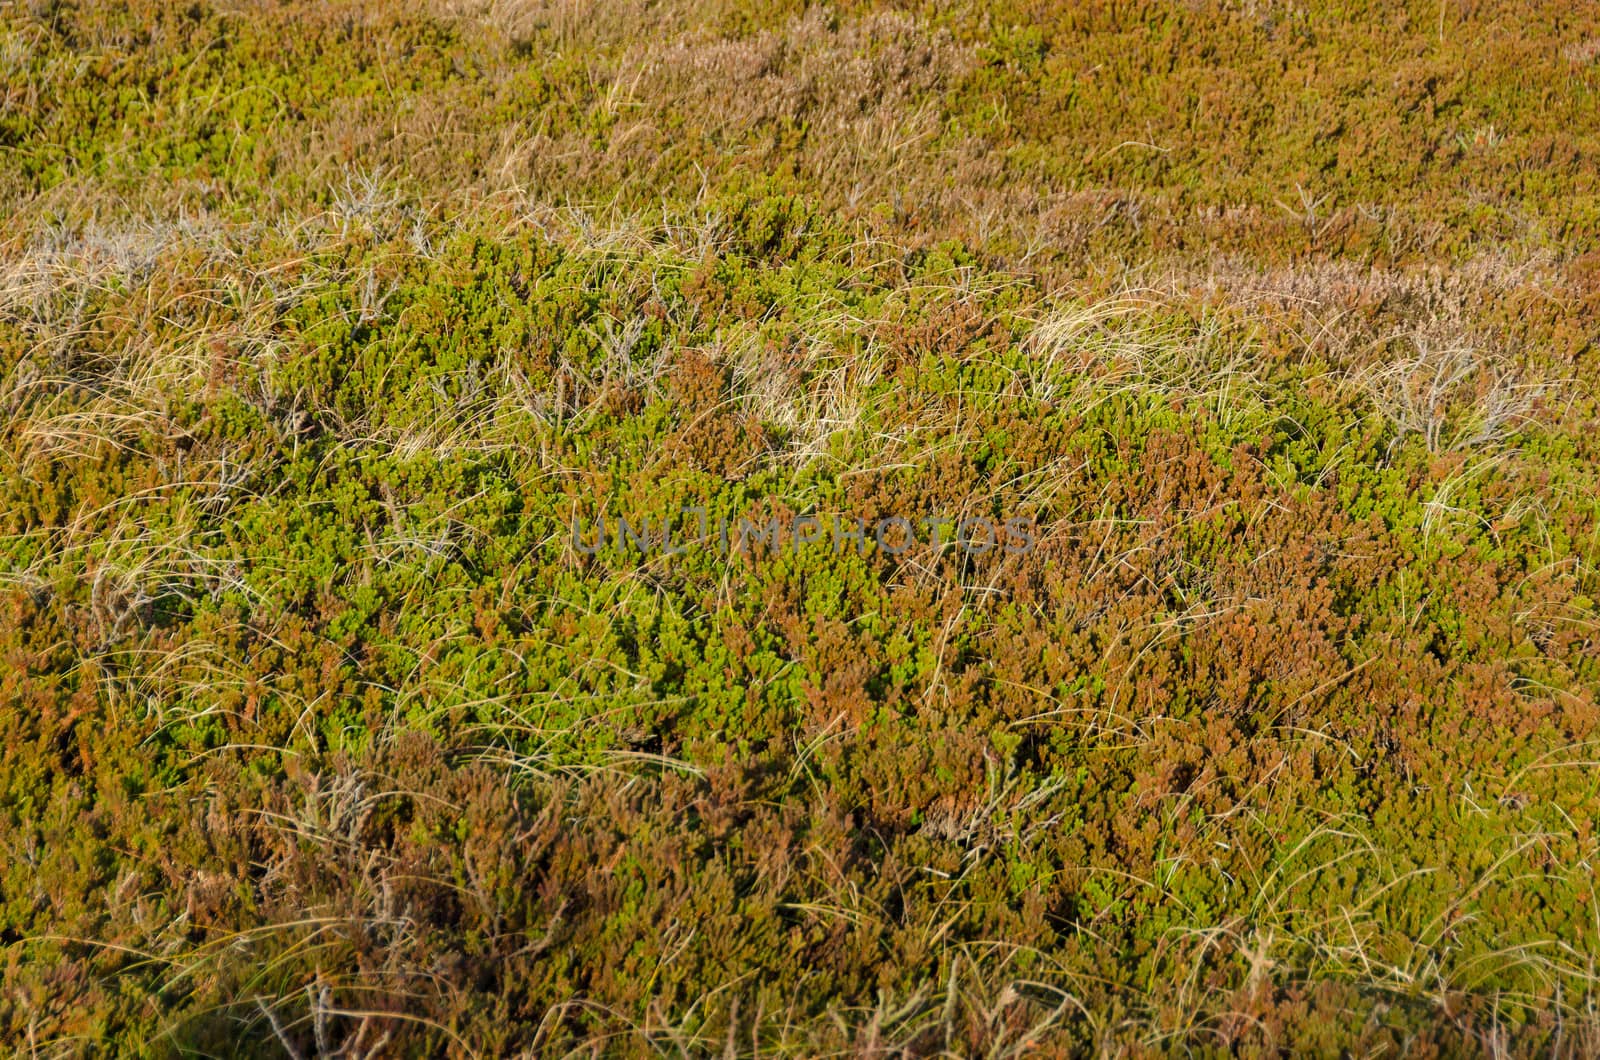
5,0,1600,1054
640,7,972,166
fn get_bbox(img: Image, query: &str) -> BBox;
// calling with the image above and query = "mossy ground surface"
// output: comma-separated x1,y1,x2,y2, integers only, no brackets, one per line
4,0,1600,1055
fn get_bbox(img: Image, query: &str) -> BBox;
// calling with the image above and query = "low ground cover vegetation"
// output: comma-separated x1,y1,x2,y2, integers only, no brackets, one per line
3,0,1600,1054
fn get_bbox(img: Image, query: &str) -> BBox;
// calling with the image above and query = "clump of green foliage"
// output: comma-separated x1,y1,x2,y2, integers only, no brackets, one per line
3,0,1600,1055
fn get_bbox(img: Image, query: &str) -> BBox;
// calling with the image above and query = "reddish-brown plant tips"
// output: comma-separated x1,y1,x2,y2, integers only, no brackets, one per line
570,509,1038,557
9,0,1600,1053
874,515,916,554
957,517,997,553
